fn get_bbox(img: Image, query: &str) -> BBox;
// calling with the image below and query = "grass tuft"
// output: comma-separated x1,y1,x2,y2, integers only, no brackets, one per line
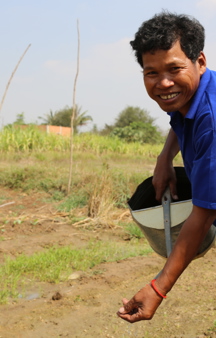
0,240,152,304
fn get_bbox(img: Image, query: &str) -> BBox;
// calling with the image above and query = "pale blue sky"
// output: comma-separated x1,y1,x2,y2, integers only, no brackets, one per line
1,0,216,131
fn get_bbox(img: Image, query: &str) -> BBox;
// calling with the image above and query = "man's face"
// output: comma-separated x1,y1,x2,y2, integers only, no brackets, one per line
142,40,206,116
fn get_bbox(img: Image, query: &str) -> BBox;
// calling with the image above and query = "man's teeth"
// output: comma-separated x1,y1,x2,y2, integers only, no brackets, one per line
160,93,178,100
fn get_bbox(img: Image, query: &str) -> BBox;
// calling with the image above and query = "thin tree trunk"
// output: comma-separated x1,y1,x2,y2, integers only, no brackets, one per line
0,44,31,114
67,20,80,194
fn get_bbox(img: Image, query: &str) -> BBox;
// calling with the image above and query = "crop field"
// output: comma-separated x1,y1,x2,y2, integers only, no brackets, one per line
0,127,216,338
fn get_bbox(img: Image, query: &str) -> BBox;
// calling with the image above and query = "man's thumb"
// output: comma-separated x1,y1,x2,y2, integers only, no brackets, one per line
118,298,130,314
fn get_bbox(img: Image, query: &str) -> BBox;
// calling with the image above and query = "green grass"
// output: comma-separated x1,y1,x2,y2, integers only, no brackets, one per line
0,240,152,304
0,126,166,156
0,130,183,305
58,193,88,211
123,222,144,239
0,128,183,211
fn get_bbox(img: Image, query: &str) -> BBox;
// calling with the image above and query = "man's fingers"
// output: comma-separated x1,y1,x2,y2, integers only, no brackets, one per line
117,298,129,314
169,181,178,200
117,297,139,317
155,184,167,202
123,298,137,313
122,298,129,306
117,310,142,323
117,307,139,323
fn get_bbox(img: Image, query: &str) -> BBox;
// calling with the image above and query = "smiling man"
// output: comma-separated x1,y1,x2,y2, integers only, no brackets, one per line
117,12,216,322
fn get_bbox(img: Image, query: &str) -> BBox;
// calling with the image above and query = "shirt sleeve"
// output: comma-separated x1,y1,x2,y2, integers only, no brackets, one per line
191,113,216,209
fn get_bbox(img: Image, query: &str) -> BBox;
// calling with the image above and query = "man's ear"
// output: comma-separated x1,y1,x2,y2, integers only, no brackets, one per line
198,51,206,75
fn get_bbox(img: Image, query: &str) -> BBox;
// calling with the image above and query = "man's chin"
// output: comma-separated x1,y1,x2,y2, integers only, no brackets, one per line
156,104,174,113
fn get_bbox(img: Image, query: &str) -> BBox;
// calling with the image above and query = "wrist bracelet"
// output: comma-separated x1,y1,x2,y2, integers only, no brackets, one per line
151,279,167,299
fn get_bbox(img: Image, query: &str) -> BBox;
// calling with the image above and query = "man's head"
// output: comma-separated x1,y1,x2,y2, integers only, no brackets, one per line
130,12,205,67
130,12,206,115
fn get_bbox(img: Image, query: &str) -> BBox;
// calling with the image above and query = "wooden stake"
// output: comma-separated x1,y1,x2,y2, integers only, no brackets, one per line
0,44,31,114
67,20,80,194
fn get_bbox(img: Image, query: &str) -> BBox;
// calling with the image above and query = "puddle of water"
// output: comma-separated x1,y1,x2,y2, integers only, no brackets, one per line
18,292,40,300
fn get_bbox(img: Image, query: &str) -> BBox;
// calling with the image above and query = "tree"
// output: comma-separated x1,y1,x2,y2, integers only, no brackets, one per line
41,105,93,133
100,123,114,136
100,105,163,143
114,106,154,128
111,121,164,144
91,124,99,134
74,106,93,132
14,112,25,125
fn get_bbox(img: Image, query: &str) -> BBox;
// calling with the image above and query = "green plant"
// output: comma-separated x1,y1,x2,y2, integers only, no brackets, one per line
111,121,164,144
41,105,92,133
30,219,39,226
124,222,144,239
13,219,23,226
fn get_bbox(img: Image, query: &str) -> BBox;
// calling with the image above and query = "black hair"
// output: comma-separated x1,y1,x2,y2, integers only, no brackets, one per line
130,11,205,67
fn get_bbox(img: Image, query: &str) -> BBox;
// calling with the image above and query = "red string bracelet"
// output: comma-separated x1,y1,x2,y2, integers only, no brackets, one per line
151,279,167,299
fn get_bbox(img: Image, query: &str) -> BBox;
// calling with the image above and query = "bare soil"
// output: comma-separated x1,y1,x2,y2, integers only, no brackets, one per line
0,188,216,338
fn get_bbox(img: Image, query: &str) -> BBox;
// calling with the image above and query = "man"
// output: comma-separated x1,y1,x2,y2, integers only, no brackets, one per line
117,12,216,323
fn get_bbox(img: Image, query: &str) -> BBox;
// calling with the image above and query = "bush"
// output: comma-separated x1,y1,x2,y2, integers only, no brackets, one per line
110,121,164,144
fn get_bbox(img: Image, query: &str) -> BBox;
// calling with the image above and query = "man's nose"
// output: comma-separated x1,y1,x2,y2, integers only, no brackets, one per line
156,75,174,88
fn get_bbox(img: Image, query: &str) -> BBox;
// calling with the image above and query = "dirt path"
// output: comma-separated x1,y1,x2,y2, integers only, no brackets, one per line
0,189,216,338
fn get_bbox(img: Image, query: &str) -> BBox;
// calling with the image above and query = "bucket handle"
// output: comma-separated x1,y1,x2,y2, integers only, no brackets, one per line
154,188,172,280
162,187,172,257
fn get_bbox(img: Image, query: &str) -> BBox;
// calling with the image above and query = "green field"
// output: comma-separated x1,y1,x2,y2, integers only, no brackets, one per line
0,126,183,304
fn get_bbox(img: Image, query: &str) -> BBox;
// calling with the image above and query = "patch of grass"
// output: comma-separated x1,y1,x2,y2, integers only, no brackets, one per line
123,222,144,239
0,134,183,226
34,153,47,161
128,171,151,191
0,166,67,199
0,239,152,304
58,193,88,211
50,191,65,201
110,170,131,208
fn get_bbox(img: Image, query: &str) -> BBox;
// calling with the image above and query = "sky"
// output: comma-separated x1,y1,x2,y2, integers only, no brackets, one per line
1,0,216,132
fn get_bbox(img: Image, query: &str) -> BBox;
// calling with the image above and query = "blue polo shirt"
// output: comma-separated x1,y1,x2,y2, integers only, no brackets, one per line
169,68,216,210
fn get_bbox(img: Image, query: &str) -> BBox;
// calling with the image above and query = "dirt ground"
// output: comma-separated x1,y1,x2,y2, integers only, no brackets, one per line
0,188,216,338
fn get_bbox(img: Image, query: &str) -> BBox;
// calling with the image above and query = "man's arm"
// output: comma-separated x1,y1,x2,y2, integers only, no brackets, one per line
153,128,180,201
154,205,216,294
117,205,216,322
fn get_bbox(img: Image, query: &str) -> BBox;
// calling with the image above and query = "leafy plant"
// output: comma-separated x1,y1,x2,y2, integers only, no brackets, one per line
41,105,92,133
111,121,164,144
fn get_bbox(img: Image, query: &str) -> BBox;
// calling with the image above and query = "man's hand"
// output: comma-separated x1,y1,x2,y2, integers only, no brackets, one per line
152,129,180,201
152,160,178,201
117,284,163,323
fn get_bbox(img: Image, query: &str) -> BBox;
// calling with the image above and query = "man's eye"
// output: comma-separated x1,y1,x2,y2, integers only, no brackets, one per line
144,71,157,76
171,67,181,71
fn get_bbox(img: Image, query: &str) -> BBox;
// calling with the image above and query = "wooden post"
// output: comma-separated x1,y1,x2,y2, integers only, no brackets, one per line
67,20,80,194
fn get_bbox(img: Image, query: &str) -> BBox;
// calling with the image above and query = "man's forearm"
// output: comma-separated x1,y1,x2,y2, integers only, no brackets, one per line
158,128,180,163
155,205,216,295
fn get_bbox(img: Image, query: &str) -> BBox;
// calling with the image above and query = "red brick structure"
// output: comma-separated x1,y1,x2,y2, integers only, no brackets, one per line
17,125,71,137
37,125,71,136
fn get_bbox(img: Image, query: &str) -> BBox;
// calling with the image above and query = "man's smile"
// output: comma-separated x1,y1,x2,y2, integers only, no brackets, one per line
159,93,180,100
